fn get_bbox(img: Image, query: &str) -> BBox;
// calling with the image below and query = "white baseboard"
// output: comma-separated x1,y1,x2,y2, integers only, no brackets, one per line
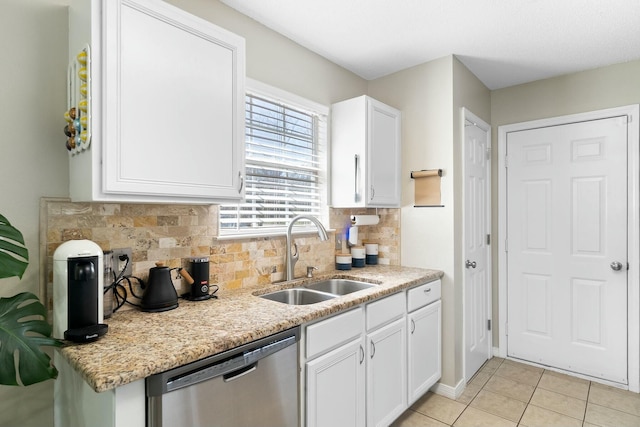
431,378,465,400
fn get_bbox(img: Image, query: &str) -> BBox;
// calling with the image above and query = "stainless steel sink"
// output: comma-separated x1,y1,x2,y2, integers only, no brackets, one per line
259,288,337,305
304,279,377,295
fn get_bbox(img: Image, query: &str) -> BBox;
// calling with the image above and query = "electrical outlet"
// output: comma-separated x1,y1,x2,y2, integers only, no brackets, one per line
335,233,342,251
112,247,133,277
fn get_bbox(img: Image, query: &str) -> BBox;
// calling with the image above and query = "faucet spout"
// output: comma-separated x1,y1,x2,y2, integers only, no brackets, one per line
285,215,328,281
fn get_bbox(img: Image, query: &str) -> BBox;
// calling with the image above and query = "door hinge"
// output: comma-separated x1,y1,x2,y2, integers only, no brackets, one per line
504,155,509,168
486,147,492,160
486,234,491,245
487,319,492,331
504,239,508,252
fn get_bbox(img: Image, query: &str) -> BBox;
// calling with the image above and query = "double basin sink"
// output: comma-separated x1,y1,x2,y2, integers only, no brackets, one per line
259,279,377,305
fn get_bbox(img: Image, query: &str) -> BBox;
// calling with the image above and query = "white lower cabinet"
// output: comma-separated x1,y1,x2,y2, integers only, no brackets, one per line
306,338,366,427
407,300,442,405
305,307,365,427
366,317,407,427
407,279,442,405
304,280,441,427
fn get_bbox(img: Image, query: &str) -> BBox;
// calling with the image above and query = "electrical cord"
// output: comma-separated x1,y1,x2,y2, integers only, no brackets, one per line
103,254,147,313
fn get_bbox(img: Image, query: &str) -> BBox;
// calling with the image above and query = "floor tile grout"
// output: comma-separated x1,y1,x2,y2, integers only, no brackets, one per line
394,358,640,427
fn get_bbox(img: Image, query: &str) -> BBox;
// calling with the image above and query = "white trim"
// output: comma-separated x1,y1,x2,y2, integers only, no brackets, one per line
246,78,329,116
430,378,466,400
214,228,336,241
461,108,492,382
497,104,640,392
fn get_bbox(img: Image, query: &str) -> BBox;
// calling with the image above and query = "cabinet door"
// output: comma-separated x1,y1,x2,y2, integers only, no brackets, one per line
367,98,401,207
101,0,245,201
407,300,442,405
367,317,407,427
330,96,367,208
306,338,366,427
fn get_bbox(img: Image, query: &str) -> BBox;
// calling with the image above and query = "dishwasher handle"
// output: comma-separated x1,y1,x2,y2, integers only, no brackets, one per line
223,363,257,382
163,334,297,393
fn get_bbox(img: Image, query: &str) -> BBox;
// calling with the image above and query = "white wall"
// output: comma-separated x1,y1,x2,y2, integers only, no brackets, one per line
166,0,367,105
0,1,69,426
369,57,458,385
369,56,491,389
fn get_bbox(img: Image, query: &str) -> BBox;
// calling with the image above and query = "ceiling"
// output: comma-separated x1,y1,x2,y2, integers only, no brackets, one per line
220,0,640,90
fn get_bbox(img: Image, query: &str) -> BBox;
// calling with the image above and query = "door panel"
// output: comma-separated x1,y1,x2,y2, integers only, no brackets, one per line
463,118,491,380
507,116,628,384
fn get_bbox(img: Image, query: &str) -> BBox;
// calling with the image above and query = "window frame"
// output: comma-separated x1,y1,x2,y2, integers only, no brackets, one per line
217,79,330,239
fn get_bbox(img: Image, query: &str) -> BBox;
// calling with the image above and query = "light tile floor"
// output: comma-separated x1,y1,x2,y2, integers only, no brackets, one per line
392,358,640,427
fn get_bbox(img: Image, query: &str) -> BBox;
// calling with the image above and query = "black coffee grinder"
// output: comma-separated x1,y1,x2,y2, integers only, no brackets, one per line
182,257,213,301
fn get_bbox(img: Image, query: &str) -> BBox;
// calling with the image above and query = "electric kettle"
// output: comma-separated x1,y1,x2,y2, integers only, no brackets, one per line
141,262,181,312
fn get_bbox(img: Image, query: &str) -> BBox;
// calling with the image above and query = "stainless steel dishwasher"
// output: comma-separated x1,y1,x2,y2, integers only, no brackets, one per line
146,327,300,427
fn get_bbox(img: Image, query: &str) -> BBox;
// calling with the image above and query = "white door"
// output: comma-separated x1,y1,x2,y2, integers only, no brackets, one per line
463,110,492,381
506,116,628,384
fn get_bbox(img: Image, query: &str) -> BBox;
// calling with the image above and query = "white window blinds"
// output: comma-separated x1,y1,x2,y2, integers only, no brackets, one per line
220,91,328,235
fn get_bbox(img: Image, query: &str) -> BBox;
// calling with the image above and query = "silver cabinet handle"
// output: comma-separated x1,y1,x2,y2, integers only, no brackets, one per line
238,172,244,193
370,341,375,359
410,319,415,334
610,261,624,271
370,185,375,201
354,154,360,202
359,345,364,364
465,260,477,269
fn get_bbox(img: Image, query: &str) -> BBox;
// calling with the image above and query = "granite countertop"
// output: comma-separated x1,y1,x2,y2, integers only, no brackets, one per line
59,265,443,393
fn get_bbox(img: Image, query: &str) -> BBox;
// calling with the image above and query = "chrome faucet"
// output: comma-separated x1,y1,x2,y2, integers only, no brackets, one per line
285,215,328,281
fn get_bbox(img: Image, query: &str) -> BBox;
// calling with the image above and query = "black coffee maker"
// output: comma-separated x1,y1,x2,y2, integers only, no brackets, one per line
53,240,108,343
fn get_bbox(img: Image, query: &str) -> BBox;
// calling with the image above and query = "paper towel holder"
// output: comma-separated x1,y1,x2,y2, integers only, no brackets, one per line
410,169,444,207
410,169,443,179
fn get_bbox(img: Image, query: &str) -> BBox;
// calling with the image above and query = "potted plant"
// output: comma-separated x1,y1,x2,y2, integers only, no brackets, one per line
0,213,61,386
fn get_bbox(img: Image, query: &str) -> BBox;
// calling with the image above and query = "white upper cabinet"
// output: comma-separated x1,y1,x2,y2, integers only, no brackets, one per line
68,0,245,203
330,95,401,208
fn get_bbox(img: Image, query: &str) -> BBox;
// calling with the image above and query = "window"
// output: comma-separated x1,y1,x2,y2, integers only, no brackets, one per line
219,80,329,237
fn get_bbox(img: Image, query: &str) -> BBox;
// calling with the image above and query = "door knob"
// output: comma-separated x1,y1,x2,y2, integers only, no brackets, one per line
465,260,477,269
610,261,624,271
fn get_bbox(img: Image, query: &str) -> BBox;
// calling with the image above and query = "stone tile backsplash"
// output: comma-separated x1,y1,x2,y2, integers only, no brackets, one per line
42,198,400,311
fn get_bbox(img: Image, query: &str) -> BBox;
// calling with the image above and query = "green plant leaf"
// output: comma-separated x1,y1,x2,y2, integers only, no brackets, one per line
0,292,62,386
0,214,29,280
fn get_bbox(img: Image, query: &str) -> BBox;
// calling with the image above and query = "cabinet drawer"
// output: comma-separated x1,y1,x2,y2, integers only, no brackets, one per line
407,279,441,312
306,307,364,359
366,292,405,331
